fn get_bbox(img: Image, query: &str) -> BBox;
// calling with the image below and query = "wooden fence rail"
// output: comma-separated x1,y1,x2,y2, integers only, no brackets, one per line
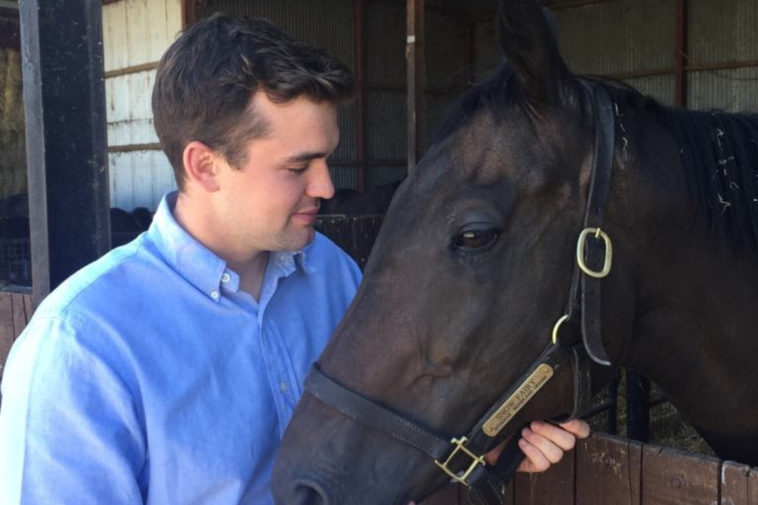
427,433,757,505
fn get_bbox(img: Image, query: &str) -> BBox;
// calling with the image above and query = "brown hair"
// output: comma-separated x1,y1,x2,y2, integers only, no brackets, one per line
152,13,355,190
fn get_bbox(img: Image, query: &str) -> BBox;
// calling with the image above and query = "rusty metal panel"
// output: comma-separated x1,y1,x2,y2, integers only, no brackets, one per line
554,0,675,76
624,75,676,107
426,9,469,92
365,1,405,85
367,88,406,160
198,0,354,67
688,0,758,65
329,166,360,191
426,92,456,145
688,68,758,112
368,165,405,187
472,19,498,84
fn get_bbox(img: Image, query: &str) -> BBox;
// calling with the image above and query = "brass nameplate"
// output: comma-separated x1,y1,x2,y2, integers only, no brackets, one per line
482,364,554,437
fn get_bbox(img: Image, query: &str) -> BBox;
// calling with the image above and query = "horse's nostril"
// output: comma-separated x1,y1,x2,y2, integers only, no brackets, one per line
292,482,329,505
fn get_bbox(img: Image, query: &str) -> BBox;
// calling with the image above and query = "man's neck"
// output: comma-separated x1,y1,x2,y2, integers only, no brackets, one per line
173,191,269,301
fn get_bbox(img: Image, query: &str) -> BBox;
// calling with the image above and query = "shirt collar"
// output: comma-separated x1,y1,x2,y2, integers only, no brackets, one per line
146,191,313,301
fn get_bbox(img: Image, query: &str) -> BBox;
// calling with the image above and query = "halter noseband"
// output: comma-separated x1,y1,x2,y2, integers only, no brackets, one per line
303,81,616,505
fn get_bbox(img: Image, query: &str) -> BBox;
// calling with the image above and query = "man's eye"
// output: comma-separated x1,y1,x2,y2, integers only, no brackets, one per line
288,166,308,173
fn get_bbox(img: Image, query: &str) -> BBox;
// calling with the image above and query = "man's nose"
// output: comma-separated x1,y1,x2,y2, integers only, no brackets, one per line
307,161,335,200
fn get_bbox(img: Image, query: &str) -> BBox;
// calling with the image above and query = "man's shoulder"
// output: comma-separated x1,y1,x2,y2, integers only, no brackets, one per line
34,236,156,320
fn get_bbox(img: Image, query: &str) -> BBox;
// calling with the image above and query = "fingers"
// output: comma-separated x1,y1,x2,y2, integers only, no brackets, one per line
516,420,591,473
558,419,591,439
484,420,592,473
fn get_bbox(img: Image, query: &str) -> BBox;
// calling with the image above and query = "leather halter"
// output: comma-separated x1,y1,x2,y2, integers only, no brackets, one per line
303,81,616,505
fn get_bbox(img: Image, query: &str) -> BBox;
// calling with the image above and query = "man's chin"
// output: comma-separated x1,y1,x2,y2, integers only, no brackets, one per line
281,226,315,251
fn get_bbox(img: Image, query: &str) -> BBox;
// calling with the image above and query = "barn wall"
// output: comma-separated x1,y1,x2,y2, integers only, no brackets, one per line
687,0,758,111
471,0,756,112
102,0,182,210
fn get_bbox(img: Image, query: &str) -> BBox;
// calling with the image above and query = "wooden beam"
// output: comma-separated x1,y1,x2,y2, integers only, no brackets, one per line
20,0,111,307
406,0,425,172
674,0,688,106
182,0,198,29
353,0,367,192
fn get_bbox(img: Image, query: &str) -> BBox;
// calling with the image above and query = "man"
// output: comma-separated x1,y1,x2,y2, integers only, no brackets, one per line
0,13,588,505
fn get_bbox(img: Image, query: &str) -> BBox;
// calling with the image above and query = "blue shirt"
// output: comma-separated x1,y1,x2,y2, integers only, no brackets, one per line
0,192,362,505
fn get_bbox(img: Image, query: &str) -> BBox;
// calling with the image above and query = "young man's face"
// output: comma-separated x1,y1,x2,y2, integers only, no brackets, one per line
213,92,339,254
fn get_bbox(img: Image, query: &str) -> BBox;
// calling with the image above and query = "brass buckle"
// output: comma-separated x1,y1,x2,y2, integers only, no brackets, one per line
576,227,613,278
433,436,486,487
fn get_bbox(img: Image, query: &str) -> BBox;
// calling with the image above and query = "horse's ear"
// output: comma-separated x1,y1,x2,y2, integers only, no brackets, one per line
497,0,577,108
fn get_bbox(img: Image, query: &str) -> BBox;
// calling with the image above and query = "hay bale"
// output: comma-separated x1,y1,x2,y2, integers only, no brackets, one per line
0,47,26,200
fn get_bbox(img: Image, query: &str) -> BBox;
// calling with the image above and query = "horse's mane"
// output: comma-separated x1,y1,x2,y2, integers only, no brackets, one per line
603,82,758,252
432,65,758,252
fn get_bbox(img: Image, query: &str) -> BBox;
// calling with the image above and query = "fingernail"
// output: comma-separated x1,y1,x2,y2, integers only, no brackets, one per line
522,427,531,437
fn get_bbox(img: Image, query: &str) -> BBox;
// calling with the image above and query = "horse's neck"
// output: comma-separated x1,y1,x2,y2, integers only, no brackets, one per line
598,90,758,464
624,243,758,463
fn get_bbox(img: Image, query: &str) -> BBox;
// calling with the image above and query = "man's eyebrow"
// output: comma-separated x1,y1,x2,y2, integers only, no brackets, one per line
285,151,329,163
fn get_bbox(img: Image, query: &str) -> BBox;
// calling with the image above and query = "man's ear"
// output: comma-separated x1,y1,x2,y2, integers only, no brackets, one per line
182,141,222,192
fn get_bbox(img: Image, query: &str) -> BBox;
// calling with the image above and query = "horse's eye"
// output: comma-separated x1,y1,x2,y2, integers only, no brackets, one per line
452,227,501,252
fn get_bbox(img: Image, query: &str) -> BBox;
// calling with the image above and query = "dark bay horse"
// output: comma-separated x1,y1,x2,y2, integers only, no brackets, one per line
273,0,758,503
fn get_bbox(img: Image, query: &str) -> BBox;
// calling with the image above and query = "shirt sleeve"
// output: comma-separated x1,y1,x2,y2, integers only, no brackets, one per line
0,313,146,505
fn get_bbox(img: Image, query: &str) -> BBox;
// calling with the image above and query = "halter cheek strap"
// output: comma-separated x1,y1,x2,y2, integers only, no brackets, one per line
302,81,616,505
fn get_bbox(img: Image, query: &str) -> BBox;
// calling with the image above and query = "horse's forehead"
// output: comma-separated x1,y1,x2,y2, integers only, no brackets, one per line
445,110,540,186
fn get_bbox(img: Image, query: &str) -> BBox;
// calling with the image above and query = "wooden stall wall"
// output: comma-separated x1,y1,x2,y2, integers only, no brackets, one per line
425,433,758,505
0,290,32,379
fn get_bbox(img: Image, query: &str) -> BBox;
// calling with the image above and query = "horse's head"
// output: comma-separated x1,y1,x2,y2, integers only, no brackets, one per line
273,1,640,503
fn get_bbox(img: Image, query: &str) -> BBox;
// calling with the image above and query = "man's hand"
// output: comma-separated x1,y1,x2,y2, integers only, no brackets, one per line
484,419,591,472
410,420,590,504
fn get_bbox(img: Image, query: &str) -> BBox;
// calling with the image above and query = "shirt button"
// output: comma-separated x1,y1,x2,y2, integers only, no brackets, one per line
210,290,220,300
221,272,231,283
279,381,289,393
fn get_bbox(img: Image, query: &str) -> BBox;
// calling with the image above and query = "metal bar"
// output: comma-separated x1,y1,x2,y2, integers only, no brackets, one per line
548,0,623,11
687,59,758,72
674,0,688,106
406,0,425,172
329,159,406,167
603,59,758,82
0,1,19,10
108,143,162,153
367,81,456,96
604,67,675,80
20,0,111,307
104,61,159,79
353,0,367,193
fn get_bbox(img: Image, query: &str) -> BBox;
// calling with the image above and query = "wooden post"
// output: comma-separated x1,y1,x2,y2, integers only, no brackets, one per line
406,0,426,172
674,0,688,106
353,0,367,192
19,0,111,307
